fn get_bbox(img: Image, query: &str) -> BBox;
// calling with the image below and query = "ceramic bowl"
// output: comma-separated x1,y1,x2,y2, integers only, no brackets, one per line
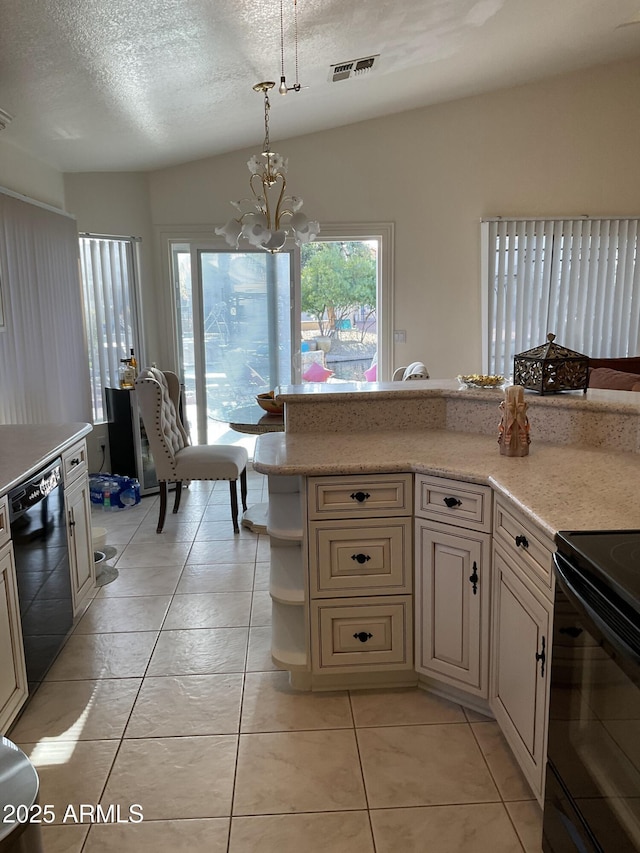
256,393,284,414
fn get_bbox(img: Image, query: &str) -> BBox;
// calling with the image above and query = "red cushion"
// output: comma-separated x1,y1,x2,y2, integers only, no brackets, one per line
588,367,640,390
303,360,334,382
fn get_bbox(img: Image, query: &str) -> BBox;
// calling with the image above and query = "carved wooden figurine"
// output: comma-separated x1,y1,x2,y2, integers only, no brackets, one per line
498,385,530,457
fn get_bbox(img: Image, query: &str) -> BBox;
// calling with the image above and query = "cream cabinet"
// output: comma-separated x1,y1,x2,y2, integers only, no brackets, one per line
63,439,95,614
0,495,28,732
490,497,554,803
414,475,492,698
307,474,413,678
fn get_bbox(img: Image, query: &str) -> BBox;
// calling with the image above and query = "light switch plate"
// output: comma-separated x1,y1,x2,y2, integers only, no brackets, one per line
394,330,407,343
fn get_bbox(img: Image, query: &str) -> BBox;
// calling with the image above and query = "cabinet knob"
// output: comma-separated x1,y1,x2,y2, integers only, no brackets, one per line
351,553,371,564
515,534,529,549
443,496,462,508
350,491,371,503
353,631,373,643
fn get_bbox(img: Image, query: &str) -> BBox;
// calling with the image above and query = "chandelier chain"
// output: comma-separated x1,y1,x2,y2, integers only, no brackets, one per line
263,90,271,153
294,0,299,89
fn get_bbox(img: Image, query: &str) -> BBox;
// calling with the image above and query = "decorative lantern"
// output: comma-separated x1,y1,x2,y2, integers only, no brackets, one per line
513,333,589,395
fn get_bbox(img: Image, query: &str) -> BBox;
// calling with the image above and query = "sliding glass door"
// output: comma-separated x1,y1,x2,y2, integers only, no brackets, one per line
172,243,297,444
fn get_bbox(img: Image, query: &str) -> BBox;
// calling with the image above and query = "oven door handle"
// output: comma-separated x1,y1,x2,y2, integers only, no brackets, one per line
553,552,640,667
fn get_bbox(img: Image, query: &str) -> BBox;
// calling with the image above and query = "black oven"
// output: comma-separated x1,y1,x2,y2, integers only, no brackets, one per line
543,531,640,852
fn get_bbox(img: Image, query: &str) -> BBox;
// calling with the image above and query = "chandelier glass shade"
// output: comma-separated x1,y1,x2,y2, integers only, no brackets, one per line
216,82,319,253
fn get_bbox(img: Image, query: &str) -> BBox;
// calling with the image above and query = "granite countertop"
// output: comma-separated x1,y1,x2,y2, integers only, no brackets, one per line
253,429,640,538
0,423,92,496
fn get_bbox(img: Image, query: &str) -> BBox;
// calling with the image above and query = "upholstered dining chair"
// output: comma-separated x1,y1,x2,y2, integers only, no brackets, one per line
135,367,248,533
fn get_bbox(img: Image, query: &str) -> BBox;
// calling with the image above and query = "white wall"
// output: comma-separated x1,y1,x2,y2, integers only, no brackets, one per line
63,56,640,379
0,137,65,207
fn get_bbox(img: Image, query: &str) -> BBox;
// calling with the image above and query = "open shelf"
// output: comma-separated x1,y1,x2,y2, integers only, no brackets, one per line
271,600,307,669
267,493,303,540
270,540,304,604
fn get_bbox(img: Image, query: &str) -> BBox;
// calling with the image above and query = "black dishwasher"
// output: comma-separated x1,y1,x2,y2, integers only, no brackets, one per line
8,459,74,686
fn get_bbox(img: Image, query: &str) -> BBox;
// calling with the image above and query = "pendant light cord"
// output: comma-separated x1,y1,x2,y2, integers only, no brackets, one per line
279,0,301,94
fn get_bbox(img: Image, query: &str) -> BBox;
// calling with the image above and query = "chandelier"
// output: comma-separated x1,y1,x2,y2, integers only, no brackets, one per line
216,82,319,253
215,1,318,253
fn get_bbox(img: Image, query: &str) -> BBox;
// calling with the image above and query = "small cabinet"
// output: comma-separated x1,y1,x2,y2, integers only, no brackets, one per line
490,543,551,802
0,539,28,733
415,519,490,696
65,474,95,614
414,476,492,699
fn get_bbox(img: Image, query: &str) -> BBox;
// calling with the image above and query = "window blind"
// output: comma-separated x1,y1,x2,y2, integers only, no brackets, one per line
79,235,140,422
485,218,640,377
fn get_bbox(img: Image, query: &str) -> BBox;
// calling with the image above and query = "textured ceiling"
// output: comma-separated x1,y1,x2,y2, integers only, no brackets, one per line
0,0,639,172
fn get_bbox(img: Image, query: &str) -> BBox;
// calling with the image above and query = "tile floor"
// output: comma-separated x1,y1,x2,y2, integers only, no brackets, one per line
9,470,543,852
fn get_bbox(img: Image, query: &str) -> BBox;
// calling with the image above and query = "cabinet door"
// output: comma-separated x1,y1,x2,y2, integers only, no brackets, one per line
0,543,28,733
490,544,551,801
415,520,490,697
65,476,95,613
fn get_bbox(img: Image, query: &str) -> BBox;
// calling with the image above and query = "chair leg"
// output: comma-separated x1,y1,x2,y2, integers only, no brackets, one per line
157,482,168,533
172,481,182,514
230,479,240,534
240,467,248,512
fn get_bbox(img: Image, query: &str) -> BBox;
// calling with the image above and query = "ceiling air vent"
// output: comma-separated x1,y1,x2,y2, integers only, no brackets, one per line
0,109,13,131
329,55,379,83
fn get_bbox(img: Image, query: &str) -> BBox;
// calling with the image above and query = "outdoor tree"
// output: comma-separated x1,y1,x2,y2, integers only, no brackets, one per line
301,242,376,340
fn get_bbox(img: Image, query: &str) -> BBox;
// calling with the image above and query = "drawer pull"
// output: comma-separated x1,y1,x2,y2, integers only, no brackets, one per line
353,631,373,643
535,636,546,677
469,561,478,595
443,496,462,508
70,457,81,466
515,534,529,549
350,491,371,503
351,553,371,564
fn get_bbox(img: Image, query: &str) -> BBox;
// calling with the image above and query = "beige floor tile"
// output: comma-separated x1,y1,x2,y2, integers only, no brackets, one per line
229,811,375,853
101,736,237,820
40,824,89,853
505,801,543,852
137,505,207,527
101,525,138,546
464,706,495,722
253,562,270,590
471,721,535,800
75,595,171,633
176,563,255,593
195,522,256,541
130,522,201,543
125,673,243,737
370,803,525,853
250,590,272,626
116,541,192,568
233,729,366,815
246,627,282,672
19,740,119,825
256,536,270,561
97,566,183,597
357,724,500,808
84,818,230,853
187,538,258,564
241,671,352,732
350,687,465,727
163,591,252,629
9,679,141,742
45,632,158,680
147,628,248,675
201,503,240,522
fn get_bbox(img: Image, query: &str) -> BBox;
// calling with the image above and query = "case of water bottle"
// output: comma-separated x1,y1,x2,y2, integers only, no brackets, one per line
89,474,141,510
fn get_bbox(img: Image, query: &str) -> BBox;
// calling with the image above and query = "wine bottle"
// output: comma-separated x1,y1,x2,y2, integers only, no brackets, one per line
129,348,138,377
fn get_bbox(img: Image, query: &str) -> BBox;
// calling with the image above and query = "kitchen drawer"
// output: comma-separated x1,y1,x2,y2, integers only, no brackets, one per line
0,496,9,549
415,475,492,533
309,518,412,597
493,498,554,596
311,595,413,672
62,440,88,484
308,474,412,520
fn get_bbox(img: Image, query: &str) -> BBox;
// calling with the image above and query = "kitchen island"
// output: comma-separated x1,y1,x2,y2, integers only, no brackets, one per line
253,381,640,800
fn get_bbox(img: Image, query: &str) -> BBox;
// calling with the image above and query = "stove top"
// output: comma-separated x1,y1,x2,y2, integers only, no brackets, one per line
555,529,640,615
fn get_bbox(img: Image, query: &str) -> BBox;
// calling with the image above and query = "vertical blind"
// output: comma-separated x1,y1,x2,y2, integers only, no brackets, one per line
486,218,640,377
0,189,92,425
79,235,140,422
